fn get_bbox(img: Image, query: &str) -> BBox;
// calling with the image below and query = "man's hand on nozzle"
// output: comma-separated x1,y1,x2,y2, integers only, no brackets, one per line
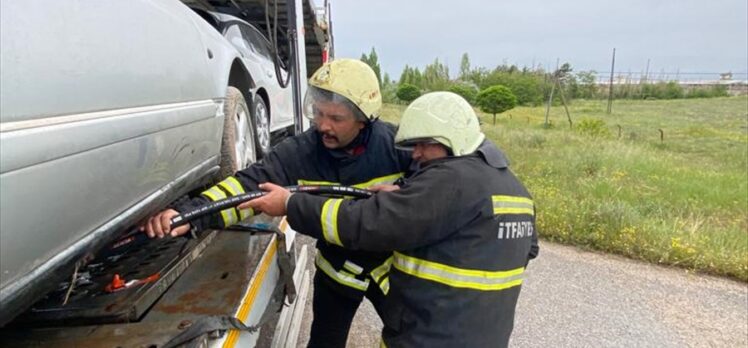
369,184,400,192
239,182,291,217
139,209,191,239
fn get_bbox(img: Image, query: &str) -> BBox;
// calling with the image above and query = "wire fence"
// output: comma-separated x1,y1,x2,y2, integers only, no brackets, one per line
589,71,748,84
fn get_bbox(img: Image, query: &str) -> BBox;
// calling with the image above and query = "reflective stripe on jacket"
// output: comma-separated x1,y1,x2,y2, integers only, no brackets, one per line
286,140,539,347
174,121,412,298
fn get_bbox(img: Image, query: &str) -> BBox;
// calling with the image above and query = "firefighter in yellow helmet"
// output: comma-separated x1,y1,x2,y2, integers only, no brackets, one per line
142,59,413,347
245,91,539,348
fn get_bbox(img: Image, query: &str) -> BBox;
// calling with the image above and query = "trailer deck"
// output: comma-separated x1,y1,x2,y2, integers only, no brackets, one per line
0,216,309,348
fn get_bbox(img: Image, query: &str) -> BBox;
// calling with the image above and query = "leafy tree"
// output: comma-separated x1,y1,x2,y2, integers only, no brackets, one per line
421,58,451,91
380,73,399,103
509,75,546,106
459,53,471,81
448,84,478,104
479,66,548,106
476,85,517,124
551,63,576,103
463,66,489,88
383,72,391,86
574,71,598,99
381,82,399,104
399,65,423,87
396,83,421,103
360,47,382,87
554,62,573,82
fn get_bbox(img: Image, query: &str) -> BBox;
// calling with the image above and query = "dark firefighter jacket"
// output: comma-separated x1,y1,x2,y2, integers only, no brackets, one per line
174,121,413,298
285,140,539,348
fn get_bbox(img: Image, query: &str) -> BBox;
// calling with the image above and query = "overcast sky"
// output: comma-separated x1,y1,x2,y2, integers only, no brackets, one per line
329,0,748,81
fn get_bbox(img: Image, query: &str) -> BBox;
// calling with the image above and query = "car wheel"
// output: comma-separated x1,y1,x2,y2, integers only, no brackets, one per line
252,94,272,157
219,86,257,178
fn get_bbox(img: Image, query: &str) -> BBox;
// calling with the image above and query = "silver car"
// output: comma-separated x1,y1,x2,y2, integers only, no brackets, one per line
193,9,295,156
0,0,280,324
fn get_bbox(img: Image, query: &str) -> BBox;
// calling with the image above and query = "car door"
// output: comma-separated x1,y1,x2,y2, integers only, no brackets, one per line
241,24,294,129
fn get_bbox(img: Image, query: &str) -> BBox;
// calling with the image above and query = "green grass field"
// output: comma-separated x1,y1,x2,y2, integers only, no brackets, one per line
380,97,748,281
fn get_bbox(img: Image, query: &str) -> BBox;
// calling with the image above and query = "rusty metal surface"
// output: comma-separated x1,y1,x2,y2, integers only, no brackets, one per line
10,231,217,326
0,216,282,348
149,232,271,320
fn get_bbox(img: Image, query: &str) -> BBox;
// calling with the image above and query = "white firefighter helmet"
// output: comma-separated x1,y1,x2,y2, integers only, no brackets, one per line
395,91,485,156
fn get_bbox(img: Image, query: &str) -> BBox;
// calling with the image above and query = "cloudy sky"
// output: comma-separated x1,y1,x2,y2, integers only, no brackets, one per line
329,0,748,81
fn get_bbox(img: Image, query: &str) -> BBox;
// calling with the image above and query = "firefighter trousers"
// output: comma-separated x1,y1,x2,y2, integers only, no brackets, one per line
307,271,385,348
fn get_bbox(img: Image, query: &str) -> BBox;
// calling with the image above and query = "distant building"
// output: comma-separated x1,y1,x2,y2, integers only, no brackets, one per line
595,73,748,96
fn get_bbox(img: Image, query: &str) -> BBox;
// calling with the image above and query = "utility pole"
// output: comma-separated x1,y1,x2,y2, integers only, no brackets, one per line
558,83,573,129
544,83,556,128
640,58,650,98
544,57,573,129
606,48,616,114
544,58,560,128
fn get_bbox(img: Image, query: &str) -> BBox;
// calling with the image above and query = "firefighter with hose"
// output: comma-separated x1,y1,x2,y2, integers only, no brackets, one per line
245,91,539,347
141,59,412,348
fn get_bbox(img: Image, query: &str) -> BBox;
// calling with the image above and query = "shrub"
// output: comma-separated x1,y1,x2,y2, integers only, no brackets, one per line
576,118,611,138
686,85,729,99
396,83,421,103
641,82,684,99
448,84,478,104
662,81,684,99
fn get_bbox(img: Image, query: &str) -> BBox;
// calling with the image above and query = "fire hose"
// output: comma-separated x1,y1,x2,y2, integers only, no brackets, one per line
169,185,373,229
161,185,373,348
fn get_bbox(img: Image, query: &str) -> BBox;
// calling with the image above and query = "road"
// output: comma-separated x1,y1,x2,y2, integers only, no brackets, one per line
294,238,748,347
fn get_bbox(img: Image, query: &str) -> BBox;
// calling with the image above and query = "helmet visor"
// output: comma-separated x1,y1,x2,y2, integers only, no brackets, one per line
303,85,366,122
394,137,442,151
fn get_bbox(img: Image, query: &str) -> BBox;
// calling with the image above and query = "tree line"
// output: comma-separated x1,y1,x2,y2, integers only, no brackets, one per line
359,48,730,116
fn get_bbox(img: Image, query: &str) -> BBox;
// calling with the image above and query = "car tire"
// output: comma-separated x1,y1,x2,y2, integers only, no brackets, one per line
251,94,272,158
219,86,257,178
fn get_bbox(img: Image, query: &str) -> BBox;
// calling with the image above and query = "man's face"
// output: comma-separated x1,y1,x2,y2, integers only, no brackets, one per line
411,143,448,163
312,100,365,149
